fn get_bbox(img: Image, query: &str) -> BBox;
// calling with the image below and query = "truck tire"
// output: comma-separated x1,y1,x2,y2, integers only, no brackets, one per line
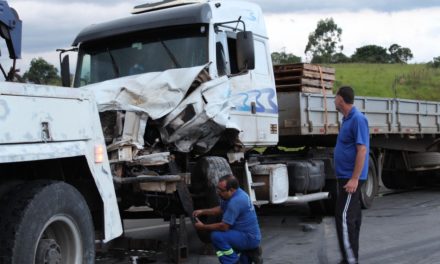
0,181,95,264
382,169,417,189
360,158,379,209
191,156,232,243
382,151,418,189
408,152,440,169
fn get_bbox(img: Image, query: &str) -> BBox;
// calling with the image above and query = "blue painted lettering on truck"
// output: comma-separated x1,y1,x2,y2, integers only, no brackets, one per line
232,88,278,114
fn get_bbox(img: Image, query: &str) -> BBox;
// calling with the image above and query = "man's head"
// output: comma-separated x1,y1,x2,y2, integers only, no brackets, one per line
335,86,355,116
216,175,239,200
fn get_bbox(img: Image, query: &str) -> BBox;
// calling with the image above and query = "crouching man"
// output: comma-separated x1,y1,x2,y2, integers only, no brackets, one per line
193,175,262,264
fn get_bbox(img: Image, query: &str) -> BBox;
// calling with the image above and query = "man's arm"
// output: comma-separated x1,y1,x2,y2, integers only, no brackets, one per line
193,206,230,231
193,206,223,217
194,220,230,232
344,144,367,193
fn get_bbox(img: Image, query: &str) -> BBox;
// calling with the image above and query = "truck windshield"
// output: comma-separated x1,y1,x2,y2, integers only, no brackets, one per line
73,24,208,87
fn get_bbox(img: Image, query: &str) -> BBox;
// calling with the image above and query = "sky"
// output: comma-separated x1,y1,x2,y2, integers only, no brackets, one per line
4,0,440,74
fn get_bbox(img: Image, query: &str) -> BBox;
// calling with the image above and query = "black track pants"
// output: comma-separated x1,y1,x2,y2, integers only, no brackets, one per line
335,179,364,264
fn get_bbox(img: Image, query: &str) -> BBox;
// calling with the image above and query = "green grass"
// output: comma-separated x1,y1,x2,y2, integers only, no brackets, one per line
328,63,440,101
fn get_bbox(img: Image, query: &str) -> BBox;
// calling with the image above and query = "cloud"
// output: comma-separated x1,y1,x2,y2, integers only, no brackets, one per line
8,1,140,72
245,0,440,13
13,1,135,52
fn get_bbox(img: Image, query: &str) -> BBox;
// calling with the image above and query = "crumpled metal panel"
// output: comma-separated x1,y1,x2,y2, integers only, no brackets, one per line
160,75,238,153
132,152,170,166
83,65,208,119
84,65,238,154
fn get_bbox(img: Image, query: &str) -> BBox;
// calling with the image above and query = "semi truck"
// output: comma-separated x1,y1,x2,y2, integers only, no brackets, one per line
1,0,440,262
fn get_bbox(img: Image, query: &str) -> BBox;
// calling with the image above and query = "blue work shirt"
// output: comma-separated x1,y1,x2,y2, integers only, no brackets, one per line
220,188,261,241
334,107,369,180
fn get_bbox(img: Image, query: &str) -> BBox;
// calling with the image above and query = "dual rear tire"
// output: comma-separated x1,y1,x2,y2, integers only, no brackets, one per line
0,181,94,264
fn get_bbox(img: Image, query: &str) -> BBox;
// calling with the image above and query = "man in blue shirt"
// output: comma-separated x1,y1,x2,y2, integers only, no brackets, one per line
334,86,369,264
193,175,262,264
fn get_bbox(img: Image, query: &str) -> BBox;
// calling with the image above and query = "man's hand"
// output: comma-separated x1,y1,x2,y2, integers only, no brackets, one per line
194,218,204,230
193,209,203,217
344,178,359,193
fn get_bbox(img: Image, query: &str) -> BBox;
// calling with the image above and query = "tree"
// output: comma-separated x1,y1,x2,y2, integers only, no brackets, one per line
305,18,343,63
331,52,350,63
428,56,440,68
388,44,413,64
351,45,390,63
23,57,60,85
271,51,301,65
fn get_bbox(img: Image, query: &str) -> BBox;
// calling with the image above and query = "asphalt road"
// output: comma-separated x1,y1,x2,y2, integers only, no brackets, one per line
98,186,440,264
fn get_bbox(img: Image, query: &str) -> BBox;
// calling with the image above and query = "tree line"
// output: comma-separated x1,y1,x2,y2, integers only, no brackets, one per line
272,17,439,66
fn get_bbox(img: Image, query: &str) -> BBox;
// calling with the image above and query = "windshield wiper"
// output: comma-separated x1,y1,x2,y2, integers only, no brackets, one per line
106,48,120,77
159,40,181,68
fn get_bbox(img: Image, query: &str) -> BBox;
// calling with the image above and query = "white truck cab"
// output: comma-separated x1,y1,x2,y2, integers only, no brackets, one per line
71,0,278,148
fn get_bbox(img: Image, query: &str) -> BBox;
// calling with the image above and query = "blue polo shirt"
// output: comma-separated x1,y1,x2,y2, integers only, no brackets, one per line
334,107,369,180
220,188,261,241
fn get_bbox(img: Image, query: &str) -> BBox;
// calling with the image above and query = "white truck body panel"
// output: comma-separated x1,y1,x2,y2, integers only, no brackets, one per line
250,164,289,204
0,82,123,242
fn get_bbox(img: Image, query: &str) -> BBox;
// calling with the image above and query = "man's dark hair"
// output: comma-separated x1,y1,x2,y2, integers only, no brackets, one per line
219,175,239,190
337,86,355,104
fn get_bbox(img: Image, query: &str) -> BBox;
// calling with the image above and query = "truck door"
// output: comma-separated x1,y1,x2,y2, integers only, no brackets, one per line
215,31,259,144
214,30,278,146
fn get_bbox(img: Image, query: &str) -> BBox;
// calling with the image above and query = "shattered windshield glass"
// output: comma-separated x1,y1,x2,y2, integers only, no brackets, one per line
74,24,208,87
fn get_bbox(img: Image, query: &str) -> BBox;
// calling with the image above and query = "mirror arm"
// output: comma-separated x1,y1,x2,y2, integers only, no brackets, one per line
214,17,246,33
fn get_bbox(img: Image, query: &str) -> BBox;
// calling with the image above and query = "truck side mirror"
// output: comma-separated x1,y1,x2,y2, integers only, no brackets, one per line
60,55,71,87
236,31,255,71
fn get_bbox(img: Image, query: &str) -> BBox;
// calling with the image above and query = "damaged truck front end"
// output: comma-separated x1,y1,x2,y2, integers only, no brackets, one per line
82,65,238,218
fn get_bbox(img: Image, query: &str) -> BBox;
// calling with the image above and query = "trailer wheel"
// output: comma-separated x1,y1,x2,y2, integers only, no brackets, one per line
360,158,379,209
382,151,418,189
191,156,232,243
0,181,95,264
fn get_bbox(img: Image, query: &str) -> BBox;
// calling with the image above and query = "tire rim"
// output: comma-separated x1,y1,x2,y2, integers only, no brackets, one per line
365,169,374,197
34,215,83,264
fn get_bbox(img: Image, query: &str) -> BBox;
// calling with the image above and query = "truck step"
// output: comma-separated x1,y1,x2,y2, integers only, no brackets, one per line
253,200,269,206
251,182,266,188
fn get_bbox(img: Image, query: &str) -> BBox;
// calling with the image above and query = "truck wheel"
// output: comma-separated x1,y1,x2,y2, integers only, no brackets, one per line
382,151,418,189
0,181,95,264
192,156,232,243
360,158,379,209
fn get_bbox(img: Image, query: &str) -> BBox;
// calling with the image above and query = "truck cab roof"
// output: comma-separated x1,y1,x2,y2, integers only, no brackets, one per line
72,0,266,46
72,2,211,46
132,0,208,14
